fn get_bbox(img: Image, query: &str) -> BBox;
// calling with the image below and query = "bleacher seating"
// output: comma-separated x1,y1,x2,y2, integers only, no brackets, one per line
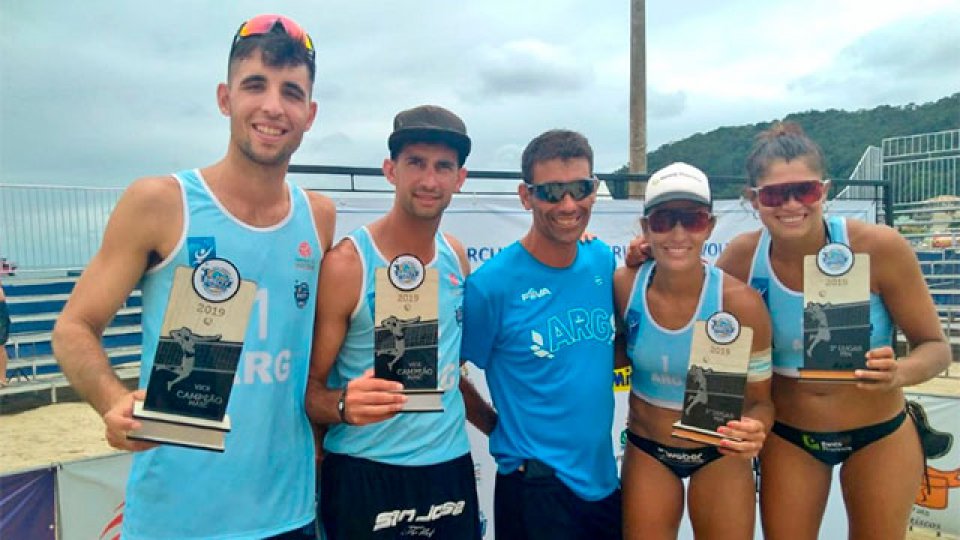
1,275,142,401
912,247,960,363
0,224,955,403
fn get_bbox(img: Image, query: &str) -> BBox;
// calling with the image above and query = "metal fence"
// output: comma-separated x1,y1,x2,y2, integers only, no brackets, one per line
0,184,123,275
1,168,889,273
883,129,960,249
883,129,960,206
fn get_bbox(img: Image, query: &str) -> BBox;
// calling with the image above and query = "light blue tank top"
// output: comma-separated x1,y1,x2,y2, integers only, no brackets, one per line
624,262,723,409
747,216,893,376
124,170,320,540
323,226,470,466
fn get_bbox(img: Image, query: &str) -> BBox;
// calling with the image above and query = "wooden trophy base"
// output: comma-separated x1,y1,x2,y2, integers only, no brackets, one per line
671,421,741,447
398,389,444,413
129,401,231,452
798,369,859,382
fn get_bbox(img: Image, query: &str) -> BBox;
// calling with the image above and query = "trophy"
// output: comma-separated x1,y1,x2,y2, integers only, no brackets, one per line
128,259,256,451
799,243,871,381
373,254,443,412
672,311,753,446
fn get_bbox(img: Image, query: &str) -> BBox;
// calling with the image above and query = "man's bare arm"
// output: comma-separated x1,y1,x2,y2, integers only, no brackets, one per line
305,241,405,426
53,176,181,450
460,366,497,435
306,191,336,253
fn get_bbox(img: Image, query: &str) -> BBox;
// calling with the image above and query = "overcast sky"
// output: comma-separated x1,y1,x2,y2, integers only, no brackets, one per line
1,0,958,187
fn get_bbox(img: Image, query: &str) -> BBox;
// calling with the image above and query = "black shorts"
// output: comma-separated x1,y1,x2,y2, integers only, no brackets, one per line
495,460,622,540
320,452,480,540
265,521,318,539
626,431,724,479
772,409,907,466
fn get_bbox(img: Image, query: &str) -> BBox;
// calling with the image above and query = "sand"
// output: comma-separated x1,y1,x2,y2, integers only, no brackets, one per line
0,402,121,474
0,374,955,477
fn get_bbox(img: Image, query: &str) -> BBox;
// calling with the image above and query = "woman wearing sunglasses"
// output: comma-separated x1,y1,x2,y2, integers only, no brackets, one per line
716,122,951,539
615,163,773,539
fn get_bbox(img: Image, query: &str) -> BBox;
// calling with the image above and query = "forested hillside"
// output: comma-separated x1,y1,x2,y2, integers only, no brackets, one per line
610,93,959,198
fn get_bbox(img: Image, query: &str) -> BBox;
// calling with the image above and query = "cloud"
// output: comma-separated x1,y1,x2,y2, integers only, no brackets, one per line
2,0,957,188
648,89,688,119
468,39,593,101
788,10,960,105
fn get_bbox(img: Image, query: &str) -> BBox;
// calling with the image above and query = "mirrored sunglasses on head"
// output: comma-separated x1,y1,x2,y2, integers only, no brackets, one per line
644,207,713,233
231,14,315,62
525,178,599,203
747,180,827,207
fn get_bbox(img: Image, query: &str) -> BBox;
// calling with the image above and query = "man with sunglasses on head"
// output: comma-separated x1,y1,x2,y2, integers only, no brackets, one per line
53,14,333,540
305,105,482,539
460,129,622,539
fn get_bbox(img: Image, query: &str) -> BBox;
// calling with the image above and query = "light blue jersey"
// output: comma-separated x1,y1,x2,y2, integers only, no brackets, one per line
624,262,723,410
462,240,619,502
323,226,470,465
125,170,321,540
747,216,893,376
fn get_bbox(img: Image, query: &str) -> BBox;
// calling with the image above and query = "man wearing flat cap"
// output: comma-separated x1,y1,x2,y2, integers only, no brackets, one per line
306,105,482,539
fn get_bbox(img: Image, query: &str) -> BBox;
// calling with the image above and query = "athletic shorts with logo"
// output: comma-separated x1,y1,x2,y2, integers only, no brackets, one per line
320,452,480,540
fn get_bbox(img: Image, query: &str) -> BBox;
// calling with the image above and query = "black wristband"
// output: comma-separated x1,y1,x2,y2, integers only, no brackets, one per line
337,387,350,425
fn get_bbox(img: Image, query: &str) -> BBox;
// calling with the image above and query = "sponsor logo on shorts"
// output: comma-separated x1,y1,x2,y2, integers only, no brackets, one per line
802,434,852,453
373,500,466,532
658,448,706,464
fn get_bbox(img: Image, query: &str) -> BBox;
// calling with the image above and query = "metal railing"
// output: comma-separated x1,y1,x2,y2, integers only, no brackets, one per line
0,184,123,275
882,129,960,206
1,169,889,273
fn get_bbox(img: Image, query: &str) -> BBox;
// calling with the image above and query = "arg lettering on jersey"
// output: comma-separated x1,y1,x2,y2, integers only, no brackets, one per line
800,243,871,382
129,260,257,452
672,311,753,446
373,254,443,412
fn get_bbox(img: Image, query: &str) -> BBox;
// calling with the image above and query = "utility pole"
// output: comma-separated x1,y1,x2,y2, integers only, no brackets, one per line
628,0,647,198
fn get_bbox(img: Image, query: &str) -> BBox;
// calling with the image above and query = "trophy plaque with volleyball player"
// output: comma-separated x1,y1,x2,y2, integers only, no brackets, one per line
672,311,754,446
128,258,256,452
374,254,443,412
800,243,871,381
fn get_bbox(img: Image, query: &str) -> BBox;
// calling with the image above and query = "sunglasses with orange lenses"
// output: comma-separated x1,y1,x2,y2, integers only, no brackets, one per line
645,208,714,233
231,14,315,62
748,180,827,207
